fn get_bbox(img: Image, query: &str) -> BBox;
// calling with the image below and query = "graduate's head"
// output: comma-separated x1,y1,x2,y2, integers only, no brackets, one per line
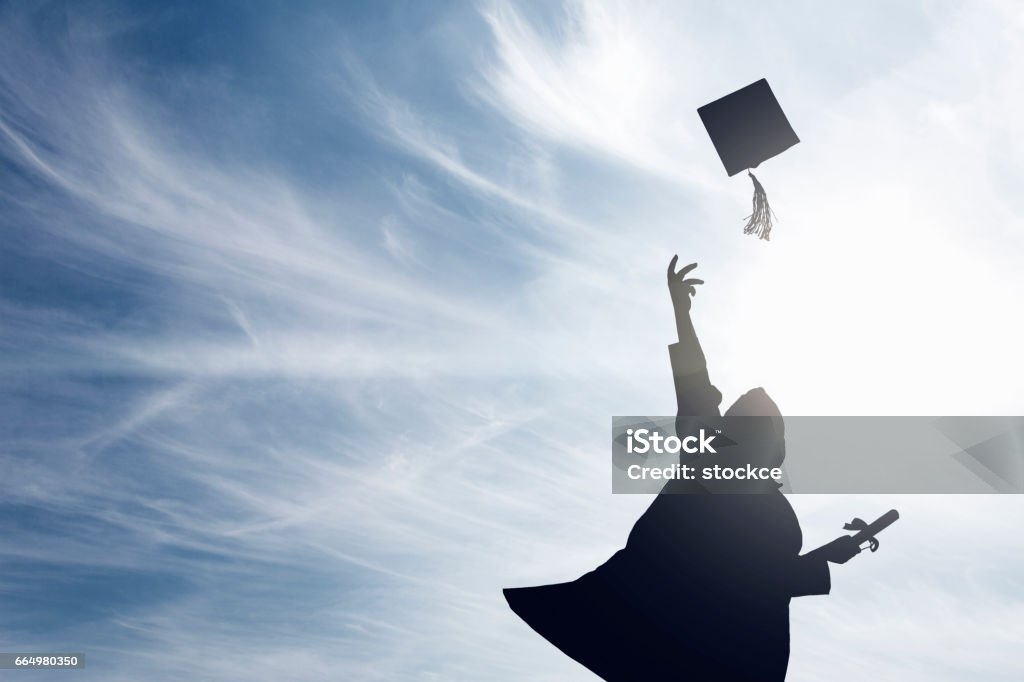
725,386,780,417
723,387,786,469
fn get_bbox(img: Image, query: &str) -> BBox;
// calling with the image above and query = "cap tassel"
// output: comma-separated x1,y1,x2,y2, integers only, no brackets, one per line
743,170,776,241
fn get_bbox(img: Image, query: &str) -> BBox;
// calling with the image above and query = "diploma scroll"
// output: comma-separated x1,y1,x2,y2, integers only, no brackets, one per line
844,508,900,553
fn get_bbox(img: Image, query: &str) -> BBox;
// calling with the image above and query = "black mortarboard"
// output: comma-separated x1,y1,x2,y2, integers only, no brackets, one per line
697,78,799,240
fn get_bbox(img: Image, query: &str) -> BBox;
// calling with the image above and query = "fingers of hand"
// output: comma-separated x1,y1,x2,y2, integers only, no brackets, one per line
678,262,699,278
668,257,698,280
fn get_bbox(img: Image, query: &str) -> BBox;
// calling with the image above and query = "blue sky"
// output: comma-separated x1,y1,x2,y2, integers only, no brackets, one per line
2,1,1023,679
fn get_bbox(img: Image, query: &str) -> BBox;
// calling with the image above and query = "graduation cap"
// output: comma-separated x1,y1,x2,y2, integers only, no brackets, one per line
698,78,799,240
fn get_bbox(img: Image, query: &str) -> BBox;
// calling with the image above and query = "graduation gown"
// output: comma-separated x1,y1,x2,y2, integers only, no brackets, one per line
504,343,830,681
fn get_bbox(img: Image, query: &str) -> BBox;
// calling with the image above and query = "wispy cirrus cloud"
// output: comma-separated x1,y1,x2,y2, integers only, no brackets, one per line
475,1,708,183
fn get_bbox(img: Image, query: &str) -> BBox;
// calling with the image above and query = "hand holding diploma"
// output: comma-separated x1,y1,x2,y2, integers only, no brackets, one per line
813,535,861,564
844,508,900,553
809,509,900,564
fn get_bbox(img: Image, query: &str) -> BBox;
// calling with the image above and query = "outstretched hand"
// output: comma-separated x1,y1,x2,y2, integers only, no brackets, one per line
667,256,704,313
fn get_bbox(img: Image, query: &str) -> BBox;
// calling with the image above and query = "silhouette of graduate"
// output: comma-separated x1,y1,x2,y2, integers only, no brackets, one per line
504,257,863,681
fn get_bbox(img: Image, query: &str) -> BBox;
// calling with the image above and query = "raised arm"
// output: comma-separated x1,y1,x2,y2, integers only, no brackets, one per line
667,257,722,418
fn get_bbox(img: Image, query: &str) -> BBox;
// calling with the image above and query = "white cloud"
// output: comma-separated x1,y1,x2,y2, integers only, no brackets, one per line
477,0,716,187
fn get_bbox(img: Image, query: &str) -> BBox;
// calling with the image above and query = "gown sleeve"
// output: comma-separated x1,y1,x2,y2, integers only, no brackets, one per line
669,342,723,418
